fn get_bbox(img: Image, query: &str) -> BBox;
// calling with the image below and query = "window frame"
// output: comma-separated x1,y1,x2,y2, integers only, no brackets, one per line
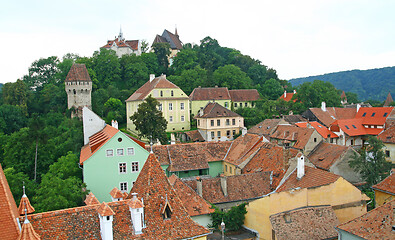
169,103,173,111
131,162,139,172
117,148,124,156
127,147,135,156
120,182,128,192
119,162,127,174
106,149,114,157
180,102,184,110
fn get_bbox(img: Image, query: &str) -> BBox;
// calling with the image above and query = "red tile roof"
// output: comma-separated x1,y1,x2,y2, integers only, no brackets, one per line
65,64,91,82
355,107,394,125
17,220,41,240
332,118,383,136
270,205,339,240
196,102,240,118
279,91,296,102
79,125,119,164
372,172,395,195
189,87,231,101
309,107,357,127
127,154,210,239
282,115,307,125
183,172,272,204
337,199,395,239
270,125,315,150
126,75,184,102
97,202,115,217
384,92,394,107
248,119,282,137
128,194,144,209
307,142,352,170
0,163,20,240
296,121,338,138
153,30,183,50
84,192,100,206
277,166,340,192
229,89,260,102
169,174,214,217
102,38,139,50
110,187,125,199
184,130,205,142
378,125,395,144
18,194,35,215
224,133,264,166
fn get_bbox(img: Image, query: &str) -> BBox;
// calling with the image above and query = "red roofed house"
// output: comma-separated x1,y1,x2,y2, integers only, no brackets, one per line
126,74,190,133
378,125,395,163
279,90,297,102
195,102,245,141
295,121,339,144
302,102,357,127
229,89,261,109
101,28,141,57
336,199,395,240
372,170,395,206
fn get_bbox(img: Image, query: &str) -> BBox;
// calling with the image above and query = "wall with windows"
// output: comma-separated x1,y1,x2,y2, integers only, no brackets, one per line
196,116,244,142
190,100,231,117
382,142,395,163
232,101,254,109
83,131,149,202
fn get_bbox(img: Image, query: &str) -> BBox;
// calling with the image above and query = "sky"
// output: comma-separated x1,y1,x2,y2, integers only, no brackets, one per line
1,0,394,84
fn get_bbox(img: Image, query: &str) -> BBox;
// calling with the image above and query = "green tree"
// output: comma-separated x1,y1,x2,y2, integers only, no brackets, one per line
260,78,283,100
140,40,150,53
152,42,171,74
0,105,27,134
4,168,37,206
349,136,392,187
92,49,121,88
169,48,198,75
33,152,86,212
130,95,168,144
344,91,359,104
167,66,208,95
1,80,28,113
296,80,341,108
210,203,247,231
104,98,124,123
212,64,253,89
23,56,60,91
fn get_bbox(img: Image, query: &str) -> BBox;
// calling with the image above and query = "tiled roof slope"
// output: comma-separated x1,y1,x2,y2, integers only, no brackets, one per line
270,205,339,240
295,121,338,138
18,194,35,215
282,115,307,125
183,172,272,204
248,119,282,137
242,143,299,188
332,118,382,136
80,125,119,164
0,163,20,240
355,107,394,125
65,64,91,82
84,192,100,205
125,75,183,101
309,107,357,127
384,92,394,107
277,166,340,192
169,175,214,217
224,133,263,166
163,29,183,50
279,92,296,102
196,102,240,118
378,125,395,144
184,130,205,142
127,154,210,239
147,141,231,167
270,125,315,150
97,202,115,216
337,199,395,240
102,39,139,50
307,142,351,170
189,87,231,101
18,220,41,240
372,172,395,195
229,89,260,102
110,187,125,199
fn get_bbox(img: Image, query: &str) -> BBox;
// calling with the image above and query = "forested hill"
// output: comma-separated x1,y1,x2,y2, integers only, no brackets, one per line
0,83,3,90
289,67,395,101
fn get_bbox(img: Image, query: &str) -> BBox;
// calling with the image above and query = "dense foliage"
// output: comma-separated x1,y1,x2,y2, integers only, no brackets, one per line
209,203,248,232
289,67,395,102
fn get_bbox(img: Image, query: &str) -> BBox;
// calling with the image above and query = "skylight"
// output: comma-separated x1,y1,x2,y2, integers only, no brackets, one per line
384,113,388,117
352,125,357,129
362,112,366,117
371,112,375,117
345,125,350,129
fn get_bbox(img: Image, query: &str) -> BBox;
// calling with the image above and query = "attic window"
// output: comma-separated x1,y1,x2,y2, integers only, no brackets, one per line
384,113,388,117
371,112,375,117
352,125,357,129
284,213,291,223
345,125,350,129
362,112,366,117
163,204,172,219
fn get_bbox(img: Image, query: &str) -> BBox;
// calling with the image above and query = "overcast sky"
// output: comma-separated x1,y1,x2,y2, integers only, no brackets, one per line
1,0,394,84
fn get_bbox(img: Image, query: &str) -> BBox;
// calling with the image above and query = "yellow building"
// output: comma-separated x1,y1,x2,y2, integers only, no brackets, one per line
378,125,395,163
244,166,369,240
195,102,244,141
189,87,232,117
372,170,394,206
126,74,190,133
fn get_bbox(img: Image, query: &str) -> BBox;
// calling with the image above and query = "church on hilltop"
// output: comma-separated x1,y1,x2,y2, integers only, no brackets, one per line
101,28,142,57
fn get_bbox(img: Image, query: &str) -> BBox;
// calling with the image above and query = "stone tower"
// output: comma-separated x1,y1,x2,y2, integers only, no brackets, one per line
65,64,92,118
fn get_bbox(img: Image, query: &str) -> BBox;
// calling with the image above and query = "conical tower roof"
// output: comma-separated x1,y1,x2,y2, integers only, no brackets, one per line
17,218,41,240
384,92,394,107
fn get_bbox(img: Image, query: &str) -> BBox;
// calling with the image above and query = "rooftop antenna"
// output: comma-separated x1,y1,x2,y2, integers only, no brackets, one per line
150,135,153,153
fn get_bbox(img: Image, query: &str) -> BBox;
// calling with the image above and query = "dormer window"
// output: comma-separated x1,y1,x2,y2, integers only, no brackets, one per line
384,113,388,117
362,112,366,117
371,112,375,117
163,204,172,219
352,125,357,129
345,125,350,129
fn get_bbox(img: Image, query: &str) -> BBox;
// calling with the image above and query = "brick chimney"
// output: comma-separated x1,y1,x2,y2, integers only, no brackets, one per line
220,174,228,197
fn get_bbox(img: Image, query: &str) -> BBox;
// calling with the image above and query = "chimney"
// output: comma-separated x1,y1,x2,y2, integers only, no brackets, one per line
199,107,204,117
97,202,115,240
196,177,203,197
170,133,176,145
306,122,311,128
297,154,305,180
111,120,118,129
128,193,144,234
220,174,228,197
241,127,247,136
293,89,296,94
356,103,361,112
321,102,326,112
284,90,287,98
149,74,155,82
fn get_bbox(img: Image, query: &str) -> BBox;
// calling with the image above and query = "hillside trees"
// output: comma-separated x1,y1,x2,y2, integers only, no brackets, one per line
296,80,341,108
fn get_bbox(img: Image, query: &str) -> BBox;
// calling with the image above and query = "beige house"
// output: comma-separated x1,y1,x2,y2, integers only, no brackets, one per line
126,74,190,133
195,102,244,141
229,89,260,109
378,125,395,163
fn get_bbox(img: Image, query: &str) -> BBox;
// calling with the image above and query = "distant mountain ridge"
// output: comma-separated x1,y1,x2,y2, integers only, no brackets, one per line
289,67,395,101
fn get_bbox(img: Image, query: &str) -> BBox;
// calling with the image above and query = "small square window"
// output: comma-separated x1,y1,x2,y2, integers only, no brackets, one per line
180,102,184,110
232,130,236,136
245,102,248,107
169,116,173,122
385,150,390,157
362,112,366,117
169,103,173,110
314,138,317,142
158,104,162,111
211,132,215,139
131,162,139,172
384,113,388,117
171,90,174,96
127,147,135,155
181,115,185,122
117,148,124,156
225,102,228,108
371,112,375,117
119,163,126,174
226,119,230,125
120,182,128,192
106,149,114,157
217,131,221,137
234,103,237,107
227,130,230,136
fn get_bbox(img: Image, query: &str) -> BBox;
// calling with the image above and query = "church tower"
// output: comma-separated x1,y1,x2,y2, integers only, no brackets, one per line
65,64,92,118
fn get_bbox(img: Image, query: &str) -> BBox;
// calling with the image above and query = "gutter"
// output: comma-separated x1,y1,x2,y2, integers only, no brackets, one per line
181,231,212,240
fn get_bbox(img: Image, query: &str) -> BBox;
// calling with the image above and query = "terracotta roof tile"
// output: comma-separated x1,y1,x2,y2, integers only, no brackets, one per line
229,89,260,102
270,125,315,150
97,202,115,216
184,130,205,142
110,187,125,199
282,115,307,125
127,194,144,209
18,194,35,215
161,29,183,50
126,75,184,102
378,125,395,143
279,91,297,102
183,172,272,204
127,153,210,238
384,92,394,107
65,64,91,82
309,107,357,127
17,219,41,240
355,107,394,125
224,133,263,166
270,205,339,240
169,175,214,217
277,166,340,192
84,192,100,206
248,119,282,137
0,163,20,240
332,118,383,136
196,102,240,118
307,142,351,170
372,172,395,195
102,38,139,50
189,87,231,101
337,199,395,239
296,121,338,138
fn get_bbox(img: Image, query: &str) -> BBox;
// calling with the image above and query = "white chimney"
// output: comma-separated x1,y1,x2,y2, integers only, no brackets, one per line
284,90,287,98
111,120,118,129
297,154,305,179
196,177,203,197
128,193,144,234
293,89,296,94
241,127,247,136
356,104,361,112
170,133,176,145
97,202,114,240
199,107,204,117
220,174,228,197
321,102,326,112
149,74,155,82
